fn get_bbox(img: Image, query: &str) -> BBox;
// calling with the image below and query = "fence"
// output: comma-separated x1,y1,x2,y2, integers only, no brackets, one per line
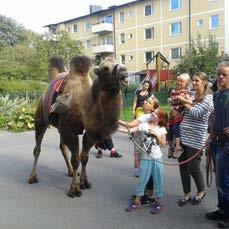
0,91,42,100
0,91,169,108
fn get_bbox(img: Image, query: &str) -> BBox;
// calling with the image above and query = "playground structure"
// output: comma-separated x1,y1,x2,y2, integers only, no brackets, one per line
136,52,172,92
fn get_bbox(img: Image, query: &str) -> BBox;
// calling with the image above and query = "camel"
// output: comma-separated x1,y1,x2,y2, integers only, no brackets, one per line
28,55,128,197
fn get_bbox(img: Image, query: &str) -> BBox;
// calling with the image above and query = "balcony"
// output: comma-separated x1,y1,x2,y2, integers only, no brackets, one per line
92,23,113,34
92,44,114,54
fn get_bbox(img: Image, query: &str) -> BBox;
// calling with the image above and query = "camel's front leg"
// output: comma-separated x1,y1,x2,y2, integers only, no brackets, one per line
79,132,94,190
59,124,81,197
28,123,48,184
67,150,82,197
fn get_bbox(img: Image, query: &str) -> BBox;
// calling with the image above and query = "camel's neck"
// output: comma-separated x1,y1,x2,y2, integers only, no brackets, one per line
97,90,122,130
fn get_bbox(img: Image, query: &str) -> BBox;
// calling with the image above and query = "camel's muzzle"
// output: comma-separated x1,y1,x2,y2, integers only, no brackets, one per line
111,64,128,87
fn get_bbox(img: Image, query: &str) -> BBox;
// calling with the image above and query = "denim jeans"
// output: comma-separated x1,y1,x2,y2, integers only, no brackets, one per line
215,143,229,217
136,158,163,198
168,123,180,142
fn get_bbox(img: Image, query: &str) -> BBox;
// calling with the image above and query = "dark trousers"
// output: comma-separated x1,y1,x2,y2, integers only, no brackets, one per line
146,175,154,190
168,122,181,142
215,143,229,217
178,145,205,194
95,137,114,151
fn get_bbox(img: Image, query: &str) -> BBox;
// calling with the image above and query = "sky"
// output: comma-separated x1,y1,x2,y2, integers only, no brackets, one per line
0,0,132,34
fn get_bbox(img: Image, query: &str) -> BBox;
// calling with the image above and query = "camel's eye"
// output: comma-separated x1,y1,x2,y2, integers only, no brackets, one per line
93,67,100,75
103,66,110,73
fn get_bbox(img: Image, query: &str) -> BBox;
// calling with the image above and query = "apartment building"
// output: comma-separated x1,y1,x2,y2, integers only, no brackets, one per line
45,0,229,81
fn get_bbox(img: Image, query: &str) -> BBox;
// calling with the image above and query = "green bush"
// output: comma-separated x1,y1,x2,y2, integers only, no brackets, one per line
0,95,37,132
0,80,47,93
6,104,36,132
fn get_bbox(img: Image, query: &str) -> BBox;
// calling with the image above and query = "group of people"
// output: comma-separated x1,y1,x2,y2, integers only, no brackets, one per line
48,55,229,228
119,62,229,228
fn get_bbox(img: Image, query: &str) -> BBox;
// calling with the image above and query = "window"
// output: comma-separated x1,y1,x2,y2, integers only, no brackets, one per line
85,21,91,31
171,47,181,59
127,11,132,17
145,27,154,39
106,36,113,45
197,19,204,27
128,33,133,39
120,55,125,64
171,22,181,36
129,55,133,61
170,0,181,10
145,5,153,16
73,24,78,33
210,14,219,29
119,12,124,22
85,40,91,49
105,15,113,23
67,27,71,32
145,51,154,63
120,33,125,44
101,37,106,45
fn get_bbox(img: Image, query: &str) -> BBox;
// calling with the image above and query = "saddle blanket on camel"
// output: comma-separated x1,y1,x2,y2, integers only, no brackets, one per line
43,73,68,124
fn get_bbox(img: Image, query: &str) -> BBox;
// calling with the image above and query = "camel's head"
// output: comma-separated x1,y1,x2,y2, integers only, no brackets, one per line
94,57,128,93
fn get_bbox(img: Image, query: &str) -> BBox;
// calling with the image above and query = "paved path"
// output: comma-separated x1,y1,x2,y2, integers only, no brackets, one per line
0,129,218,229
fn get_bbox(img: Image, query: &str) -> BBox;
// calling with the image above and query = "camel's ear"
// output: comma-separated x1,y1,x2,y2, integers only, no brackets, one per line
93,67,100,75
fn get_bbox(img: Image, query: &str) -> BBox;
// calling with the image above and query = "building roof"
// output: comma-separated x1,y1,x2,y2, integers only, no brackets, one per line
44,0,144,28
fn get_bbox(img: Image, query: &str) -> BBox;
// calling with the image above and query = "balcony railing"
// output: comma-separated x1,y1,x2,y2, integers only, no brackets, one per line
92,23,113,34
92,44,114,54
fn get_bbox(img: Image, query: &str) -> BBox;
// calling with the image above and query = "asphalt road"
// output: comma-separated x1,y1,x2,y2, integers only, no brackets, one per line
0,129,219,229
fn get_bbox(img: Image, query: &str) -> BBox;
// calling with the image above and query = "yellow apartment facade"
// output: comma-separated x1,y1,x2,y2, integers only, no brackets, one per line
45,0,229,82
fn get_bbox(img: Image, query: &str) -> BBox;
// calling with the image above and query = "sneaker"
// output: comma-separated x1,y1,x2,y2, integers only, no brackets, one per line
218,219,229,228
141,195,155,206
150,202,163,214
178,196,191,207
206,209,226,220
131,195,155,206
125,200,141,212
110,150,122,158
96,150,102,158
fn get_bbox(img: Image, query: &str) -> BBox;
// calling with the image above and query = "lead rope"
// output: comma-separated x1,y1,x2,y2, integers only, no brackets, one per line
205,143,213,187
129,133,210,166
122,97,210,166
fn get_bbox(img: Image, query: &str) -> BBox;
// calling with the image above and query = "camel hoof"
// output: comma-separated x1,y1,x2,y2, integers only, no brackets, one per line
79,183,85,190
79,180,91,190
28,176,39,184
85,180,92,189
67,189,82,198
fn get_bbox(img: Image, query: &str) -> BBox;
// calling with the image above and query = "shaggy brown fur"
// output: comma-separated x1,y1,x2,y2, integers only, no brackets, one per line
28,55,128,197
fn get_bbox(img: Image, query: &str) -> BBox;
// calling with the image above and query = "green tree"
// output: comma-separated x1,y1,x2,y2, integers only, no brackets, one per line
173,35,229,80
0,14,84,81
28,31,84,81
0,15,29,47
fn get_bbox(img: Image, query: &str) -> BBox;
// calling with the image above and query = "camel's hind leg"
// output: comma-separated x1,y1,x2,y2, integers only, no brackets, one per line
28,123,48,184
59,138,73,177
79,132,94,190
